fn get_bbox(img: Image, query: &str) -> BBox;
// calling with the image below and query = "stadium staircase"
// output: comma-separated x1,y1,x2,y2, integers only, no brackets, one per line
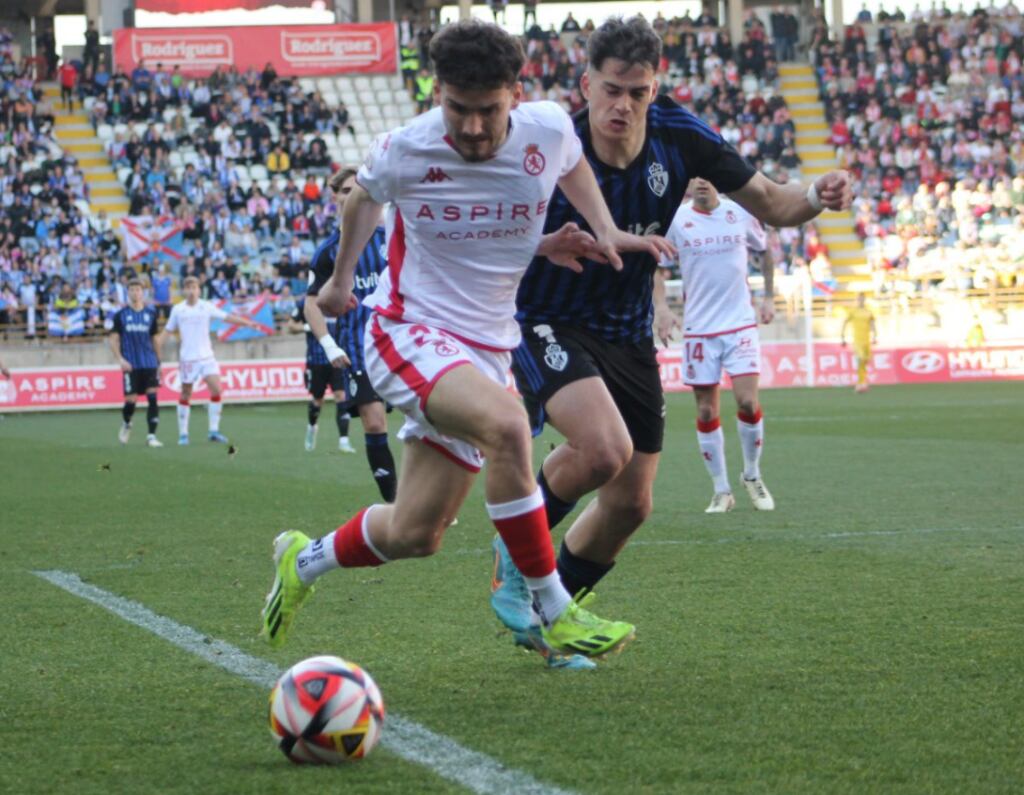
44,83,130,224
778,63,869,292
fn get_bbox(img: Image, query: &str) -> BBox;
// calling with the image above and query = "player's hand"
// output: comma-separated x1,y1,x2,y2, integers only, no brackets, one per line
0,367,10,379
330,351,351,369
594,230,677,272
653,303,681,347
814,171,853,212
538,222,608,273
119,357,132,372
759,298,775,325
316,281,359,316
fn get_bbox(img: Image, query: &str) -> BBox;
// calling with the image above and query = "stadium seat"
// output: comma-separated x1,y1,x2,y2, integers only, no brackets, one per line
358,90,376,105
388,74,405,90
367,119,387,134
335,77,355,93
355,133,372,147
298,78,317,94
116,166,132,183
353,76,371,90
168,152,184,168
249,164,269,181
113,123,129,138
322,91,339,107
392,89,410,105
340,91,359,106
364,105,383,119
346,105,364,120
317,77,336,93
96,124,114,142
376,90,394,106
342,147,362,163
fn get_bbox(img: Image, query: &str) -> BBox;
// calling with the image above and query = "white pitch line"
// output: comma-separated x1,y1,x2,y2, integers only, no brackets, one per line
33,570,575,795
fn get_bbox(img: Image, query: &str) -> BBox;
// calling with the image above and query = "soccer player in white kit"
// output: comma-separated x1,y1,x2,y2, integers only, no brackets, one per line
260,20,673,658
664,178,777,513
157,276,259,445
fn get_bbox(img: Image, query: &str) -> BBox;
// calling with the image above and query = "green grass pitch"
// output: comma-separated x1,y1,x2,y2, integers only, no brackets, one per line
2,382,1022,794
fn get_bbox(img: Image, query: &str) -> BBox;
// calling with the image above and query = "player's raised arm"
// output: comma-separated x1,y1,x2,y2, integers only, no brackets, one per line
556,156,675,270
730,170,853,229
317,183,381,317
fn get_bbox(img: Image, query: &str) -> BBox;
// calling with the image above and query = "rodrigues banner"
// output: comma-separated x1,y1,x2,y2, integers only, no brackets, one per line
3,343,1022,412
113,23,397,77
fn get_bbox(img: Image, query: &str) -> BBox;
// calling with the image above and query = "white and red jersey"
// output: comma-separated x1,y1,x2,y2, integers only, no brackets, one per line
357,101,582,350
165,299,227,361
666,198,766,337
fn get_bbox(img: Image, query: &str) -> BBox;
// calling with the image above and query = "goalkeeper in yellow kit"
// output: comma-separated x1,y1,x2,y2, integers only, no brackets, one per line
841,292,877,393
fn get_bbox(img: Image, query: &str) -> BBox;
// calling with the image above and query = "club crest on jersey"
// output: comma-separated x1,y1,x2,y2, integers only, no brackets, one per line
647,162,668,197
523,144,546,176
725,210,737,224
544,343,568,371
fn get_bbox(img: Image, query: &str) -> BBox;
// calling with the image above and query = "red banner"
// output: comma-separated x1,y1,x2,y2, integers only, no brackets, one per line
3,343,1022,412
0,360,308,412
657,341,1024,390
137,0,309,11
113,24,397,77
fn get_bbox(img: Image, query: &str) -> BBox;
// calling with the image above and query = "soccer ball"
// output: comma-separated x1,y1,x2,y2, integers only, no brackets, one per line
269,655,385,764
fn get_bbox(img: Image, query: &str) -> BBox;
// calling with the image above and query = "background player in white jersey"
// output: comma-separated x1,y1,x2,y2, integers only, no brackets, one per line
664,177,777,513
260,20,673,661
156,276,258,445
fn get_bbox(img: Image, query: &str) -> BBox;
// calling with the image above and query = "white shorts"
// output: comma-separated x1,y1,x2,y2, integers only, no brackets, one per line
364,314,511,472
179,357,221,385
683,327,760,386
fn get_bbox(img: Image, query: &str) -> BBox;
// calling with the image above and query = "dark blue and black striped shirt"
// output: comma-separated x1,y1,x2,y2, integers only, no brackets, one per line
111,305,159,369
306,226,387,373
515,96,756,343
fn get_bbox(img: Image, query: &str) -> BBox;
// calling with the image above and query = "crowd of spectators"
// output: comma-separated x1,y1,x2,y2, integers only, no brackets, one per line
812,2,1024,294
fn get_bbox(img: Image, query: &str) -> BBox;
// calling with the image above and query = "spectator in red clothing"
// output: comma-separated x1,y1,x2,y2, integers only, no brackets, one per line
58,59,77,112
829,117,850,147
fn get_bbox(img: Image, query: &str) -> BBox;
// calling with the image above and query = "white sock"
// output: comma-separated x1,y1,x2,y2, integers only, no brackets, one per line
697,421,730,494
522,571,572,627
177,403,190,436
737,412,764,480
295,532,338,585
208,400,222,432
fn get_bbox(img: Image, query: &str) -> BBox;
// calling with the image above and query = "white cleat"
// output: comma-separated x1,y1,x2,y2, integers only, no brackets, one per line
705,492,735,513
118,423,131,444
742,477,775,511
146,435,164,448
304,424,318,452
338,437,356,454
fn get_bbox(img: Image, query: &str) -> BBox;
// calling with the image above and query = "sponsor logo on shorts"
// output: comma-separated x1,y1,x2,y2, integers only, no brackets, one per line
348,376,359,396
544,343,568,371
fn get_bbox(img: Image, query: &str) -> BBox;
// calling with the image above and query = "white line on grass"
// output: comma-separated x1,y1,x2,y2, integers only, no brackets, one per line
32,569,575,795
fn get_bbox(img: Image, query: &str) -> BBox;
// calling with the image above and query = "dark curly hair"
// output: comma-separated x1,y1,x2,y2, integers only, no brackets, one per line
587,16,663,73
429,19,525,89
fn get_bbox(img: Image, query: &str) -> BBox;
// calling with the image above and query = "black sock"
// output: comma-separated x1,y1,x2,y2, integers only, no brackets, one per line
307,401,321,426
365,432,397,502
336,405,350,437
146,393,159,434
122,401,136,425
557,540,614,599
538,467,577,529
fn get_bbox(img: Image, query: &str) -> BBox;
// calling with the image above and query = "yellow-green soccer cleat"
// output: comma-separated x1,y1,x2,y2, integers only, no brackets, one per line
261,530,315,647
540,592,635,658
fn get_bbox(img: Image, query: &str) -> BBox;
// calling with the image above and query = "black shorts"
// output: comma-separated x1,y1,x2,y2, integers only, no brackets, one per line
511,324,665,454
343,369,384,408
305,364,345,400
123,368,159,396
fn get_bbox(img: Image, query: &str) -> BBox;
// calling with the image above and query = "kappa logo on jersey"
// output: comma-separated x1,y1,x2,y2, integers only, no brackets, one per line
523,144,546,176
544,343,568,371
725,210,737,224
420,167,453,183
647,161,669,197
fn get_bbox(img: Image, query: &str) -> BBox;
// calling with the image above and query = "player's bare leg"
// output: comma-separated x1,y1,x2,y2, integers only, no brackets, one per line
731,375,773,511
357,400,396,502
538,377,633,524
558,450,658,586
204,373,228,443
177,382,193,445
